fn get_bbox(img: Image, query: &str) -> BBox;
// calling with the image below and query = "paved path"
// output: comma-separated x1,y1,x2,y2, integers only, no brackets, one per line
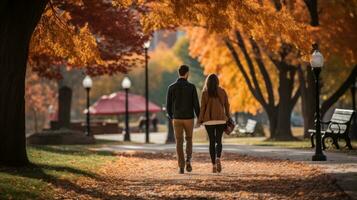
94,133,357,199
95,132,168,144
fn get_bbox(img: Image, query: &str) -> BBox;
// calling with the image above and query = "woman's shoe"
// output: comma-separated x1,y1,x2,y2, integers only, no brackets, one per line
212,165,217,173
216,158,222,173
179,168,184,174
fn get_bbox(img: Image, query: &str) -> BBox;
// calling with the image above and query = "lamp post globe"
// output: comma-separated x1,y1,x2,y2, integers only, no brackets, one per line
82,75,93,136
144,41,150,49
82,75,93,89
122,76,131,141
310,48,327,161
310,50,324,68
144,40,150,143
121,77,131,89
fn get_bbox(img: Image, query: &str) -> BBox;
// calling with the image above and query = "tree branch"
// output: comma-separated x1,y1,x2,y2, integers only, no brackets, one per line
234,31,267,106
288,64,296,86
249,37,275,106
224,37,268,107
321,64,357,116
303,0,319,26
271,0,282,11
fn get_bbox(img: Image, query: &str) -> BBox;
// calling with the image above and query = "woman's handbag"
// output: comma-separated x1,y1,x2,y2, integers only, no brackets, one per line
224,118,235,135
215,95,235,135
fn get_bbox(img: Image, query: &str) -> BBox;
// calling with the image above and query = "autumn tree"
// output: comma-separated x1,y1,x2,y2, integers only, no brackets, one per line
141,0,357,140
186,28,301,140
141,0,311,140
0,0,148,166
298,0,357,137
31,1,148,130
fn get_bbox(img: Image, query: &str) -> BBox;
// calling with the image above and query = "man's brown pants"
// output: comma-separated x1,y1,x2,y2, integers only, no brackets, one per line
172,119,193,169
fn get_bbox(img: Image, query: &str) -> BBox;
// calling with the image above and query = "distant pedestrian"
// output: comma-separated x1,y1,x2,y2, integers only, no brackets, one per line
151,113,158,132
138,116,146,132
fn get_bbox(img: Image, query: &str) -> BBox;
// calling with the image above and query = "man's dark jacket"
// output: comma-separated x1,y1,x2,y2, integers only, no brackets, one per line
166,78,200,119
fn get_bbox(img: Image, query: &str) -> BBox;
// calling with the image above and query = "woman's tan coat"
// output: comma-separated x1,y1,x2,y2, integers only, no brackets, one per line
198,87,230,123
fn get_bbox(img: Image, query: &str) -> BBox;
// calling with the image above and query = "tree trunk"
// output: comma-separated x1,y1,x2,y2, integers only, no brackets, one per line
300,66,316,138
266,109,278,138
304,0,319,26
274,107,294,140
225,35,299,141
270,68,296,140
0,0,48,166
274,104,295,140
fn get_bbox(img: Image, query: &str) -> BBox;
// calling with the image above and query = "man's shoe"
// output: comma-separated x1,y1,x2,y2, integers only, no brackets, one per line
179,168,184,174
216,159,222,173
186,161,192,172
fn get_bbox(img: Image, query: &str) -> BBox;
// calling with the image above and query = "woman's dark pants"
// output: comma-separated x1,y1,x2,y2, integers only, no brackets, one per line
205,124,225,164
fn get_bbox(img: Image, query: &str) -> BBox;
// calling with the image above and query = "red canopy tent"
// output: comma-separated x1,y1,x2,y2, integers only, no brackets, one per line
88,91,162,115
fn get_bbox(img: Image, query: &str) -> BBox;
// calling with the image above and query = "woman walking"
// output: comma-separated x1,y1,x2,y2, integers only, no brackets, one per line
198,74,231,173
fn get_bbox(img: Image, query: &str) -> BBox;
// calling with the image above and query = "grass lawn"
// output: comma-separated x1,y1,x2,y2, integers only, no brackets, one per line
0,141,119,200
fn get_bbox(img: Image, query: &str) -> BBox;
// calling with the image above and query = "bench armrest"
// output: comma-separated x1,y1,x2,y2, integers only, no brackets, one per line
327,122,341,133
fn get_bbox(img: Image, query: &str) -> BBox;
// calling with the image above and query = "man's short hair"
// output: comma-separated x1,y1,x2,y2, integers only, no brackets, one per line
178,65,189,76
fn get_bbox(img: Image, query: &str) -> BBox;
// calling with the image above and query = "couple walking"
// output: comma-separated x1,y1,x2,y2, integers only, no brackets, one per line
166,65,231,174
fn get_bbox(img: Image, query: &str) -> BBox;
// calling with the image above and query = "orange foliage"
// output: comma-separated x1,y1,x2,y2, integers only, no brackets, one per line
187,28,263,113
142,0,312,58
25,72,56,114
29,1,149,79
141,0,357,114
287,0,357,65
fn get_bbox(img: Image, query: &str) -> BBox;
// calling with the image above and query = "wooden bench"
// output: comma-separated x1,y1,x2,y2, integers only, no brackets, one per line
309,109,354,150
236,119,257,135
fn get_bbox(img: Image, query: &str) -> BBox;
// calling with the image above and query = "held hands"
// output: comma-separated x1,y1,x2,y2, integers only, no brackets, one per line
195,121,202,128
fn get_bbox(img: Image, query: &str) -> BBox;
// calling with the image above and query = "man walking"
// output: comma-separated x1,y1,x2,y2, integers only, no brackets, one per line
166,65,200,174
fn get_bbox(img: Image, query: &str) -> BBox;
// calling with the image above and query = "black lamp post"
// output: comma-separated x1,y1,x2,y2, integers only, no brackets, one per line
144,40,150,143
310,45,327,161
82,75,93,136
122,77,132,142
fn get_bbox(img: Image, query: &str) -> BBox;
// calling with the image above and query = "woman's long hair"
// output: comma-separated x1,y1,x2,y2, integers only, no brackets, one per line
203,74,219,97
